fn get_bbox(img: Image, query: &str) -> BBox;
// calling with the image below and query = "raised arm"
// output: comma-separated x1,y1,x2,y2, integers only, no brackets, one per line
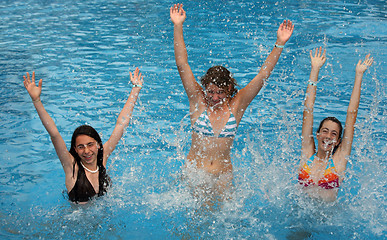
335,54,373,170
301,47,327,159
170,3,202,104
103,68,143,165
234,20,294,116
23,72,74,174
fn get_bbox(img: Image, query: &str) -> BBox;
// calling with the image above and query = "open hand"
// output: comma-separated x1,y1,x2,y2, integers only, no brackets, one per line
310,47,327,69
130,67,143,87
170,3,186,25
356,54,373,74
276,20,294,45
23,72,42,102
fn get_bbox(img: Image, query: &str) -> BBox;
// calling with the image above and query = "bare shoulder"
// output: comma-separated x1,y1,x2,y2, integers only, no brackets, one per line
228,94,246,122
332,149,349,174
189,97,206,121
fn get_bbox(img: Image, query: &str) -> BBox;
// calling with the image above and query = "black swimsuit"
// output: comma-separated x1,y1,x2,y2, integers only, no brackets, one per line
68,163,110,203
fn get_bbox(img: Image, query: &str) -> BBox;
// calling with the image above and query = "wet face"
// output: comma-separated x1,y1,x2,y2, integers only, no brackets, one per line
316,120,341,152
74,135,100,165
205,83,229,107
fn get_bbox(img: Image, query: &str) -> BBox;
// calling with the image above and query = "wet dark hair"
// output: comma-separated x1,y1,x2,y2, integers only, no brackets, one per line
69,125,104,172
200,66,238,97
317,117,343,153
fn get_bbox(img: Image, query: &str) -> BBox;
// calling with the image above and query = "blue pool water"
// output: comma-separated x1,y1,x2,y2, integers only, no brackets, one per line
0,0,386,239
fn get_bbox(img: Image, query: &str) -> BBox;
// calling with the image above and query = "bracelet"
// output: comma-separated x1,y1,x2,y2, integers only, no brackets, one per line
32,98,41,103
274,44,284,49
308,80,317,86
133,84,142,88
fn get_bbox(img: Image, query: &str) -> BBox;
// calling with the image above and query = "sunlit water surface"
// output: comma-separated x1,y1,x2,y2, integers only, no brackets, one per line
0,0,386,239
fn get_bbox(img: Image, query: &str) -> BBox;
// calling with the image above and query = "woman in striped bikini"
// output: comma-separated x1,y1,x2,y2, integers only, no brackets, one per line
170,3,294,201
300,47,373,202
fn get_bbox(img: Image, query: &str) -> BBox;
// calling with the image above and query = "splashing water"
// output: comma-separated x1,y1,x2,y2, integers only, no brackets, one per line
0,0,385,239
323,139,336,152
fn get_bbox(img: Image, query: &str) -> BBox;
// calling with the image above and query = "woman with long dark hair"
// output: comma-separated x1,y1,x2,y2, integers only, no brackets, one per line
23,68,143,203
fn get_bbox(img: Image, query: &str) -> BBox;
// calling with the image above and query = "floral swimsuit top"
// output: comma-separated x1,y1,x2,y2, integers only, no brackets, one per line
298,153,340,189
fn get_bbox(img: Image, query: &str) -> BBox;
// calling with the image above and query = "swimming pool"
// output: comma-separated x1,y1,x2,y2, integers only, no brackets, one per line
0,0,385,239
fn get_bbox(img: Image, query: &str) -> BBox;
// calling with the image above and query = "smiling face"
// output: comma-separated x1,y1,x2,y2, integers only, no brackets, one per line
205,83,230,107
200,66,238,105
316,120,341,152
74,134,100,165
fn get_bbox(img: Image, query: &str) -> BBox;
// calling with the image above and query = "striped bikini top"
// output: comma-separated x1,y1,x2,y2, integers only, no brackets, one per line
192,108,238,138
298,153,340,189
